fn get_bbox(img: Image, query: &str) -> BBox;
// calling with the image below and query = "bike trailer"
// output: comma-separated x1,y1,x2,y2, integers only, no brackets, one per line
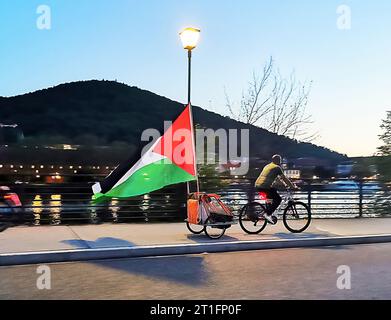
187,193,234,228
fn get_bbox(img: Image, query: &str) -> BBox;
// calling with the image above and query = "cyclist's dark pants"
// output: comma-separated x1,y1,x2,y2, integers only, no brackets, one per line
256,187,282,215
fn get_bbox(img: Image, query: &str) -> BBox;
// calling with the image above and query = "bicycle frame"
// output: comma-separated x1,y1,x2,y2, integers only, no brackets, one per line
256,190,296,215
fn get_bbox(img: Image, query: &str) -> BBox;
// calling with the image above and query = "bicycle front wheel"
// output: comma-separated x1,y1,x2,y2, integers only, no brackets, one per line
239,202,268,234
283,201,311,233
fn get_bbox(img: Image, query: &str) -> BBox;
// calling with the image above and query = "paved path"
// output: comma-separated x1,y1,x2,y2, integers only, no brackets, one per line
1,218,391,254
1,243,391,299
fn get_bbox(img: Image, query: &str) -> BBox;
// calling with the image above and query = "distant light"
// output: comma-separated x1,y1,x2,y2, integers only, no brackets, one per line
179,27,201,50
0,165,3,168
10,165,14,168
40,165,44,169
19,165,23,169
69,166,73,169
63,144,72,150
31,165,35,169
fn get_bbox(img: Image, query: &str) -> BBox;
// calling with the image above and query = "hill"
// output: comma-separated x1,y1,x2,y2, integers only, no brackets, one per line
0,80,346,163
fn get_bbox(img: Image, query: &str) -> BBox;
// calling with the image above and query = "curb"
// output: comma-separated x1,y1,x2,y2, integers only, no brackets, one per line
1,234,391,266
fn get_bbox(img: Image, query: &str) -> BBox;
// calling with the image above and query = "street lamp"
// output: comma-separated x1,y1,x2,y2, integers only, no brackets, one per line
179,27,200,104
179,27,200,194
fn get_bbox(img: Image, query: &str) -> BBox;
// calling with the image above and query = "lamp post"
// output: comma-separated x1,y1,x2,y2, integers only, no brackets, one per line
179,27,201,104
179,27,201,194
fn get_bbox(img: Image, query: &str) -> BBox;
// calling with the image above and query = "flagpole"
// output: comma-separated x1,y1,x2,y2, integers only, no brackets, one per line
186,49,191,196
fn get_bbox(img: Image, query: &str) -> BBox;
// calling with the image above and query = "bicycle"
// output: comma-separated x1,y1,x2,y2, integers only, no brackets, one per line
238,189,311,234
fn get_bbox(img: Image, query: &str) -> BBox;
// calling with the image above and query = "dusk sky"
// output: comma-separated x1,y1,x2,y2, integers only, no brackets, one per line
1,0,390,157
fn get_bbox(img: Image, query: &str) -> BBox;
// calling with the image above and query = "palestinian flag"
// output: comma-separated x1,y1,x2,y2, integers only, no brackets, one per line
92,104,197,201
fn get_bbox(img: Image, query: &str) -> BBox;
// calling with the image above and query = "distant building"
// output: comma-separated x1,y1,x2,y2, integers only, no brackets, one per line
284,169,301,179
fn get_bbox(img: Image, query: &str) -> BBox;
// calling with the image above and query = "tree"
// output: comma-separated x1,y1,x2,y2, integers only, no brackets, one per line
226,57,318,142
226,56,274,126
371,134,391,214
377,111,391,183
378,111,391,156
265,73,316,141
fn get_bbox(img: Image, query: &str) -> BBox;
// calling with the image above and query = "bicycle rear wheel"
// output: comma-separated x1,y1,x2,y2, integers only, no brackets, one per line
186,221,205,234
239,202,268,234
283,201,311,233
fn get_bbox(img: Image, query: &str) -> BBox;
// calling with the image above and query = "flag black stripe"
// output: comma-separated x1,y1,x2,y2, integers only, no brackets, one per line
98,106,186,194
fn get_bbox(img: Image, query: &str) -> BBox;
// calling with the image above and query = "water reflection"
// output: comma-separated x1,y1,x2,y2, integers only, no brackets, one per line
49,194,62,225
32,194,43,225
140,194,150,221
110,199,119,222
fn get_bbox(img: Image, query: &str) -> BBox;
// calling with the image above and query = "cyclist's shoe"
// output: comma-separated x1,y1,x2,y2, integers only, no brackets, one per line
264,214,278,225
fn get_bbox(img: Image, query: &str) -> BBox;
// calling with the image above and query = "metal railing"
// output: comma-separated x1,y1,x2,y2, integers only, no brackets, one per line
1,175,390,225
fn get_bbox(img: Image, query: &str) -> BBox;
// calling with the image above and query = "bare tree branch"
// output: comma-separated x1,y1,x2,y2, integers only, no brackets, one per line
226,57,319,142
225,56,274,125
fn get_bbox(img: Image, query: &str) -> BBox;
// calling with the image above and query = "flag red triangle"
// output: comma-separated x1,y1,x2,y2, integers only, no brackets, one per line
152,105,196,176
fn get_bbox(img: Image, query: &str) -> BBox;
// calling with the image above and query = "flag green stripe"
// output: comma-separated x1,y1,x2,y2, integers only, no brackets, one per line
97,159,195,199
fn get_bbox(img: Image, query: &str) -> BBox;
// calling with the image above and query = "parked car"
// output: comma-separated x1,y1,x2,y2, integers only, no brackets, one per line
0,186,23,226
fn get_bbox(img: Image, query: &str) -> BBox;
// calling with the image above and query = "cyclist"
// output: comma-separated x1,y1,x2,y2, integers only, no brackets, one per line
255,154,298,224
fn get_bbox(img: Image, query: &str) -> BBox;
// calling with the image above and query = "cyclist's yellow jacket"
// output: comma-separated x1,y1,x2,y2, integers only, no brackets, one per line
255,162,284,189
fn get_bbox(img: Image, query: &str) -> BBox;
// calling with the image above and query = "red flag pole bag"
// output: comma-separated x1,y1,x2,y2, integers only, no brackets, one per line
186,192,205,234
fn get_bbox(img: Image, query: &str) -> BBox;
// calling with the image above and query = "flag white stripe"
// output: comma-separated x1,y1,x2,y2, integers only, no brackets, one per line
111,139,166,189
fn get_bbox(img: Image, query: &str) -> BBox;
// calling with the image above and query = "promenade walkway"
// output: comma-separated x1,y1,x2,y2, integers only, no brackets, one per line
1,218,391,255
